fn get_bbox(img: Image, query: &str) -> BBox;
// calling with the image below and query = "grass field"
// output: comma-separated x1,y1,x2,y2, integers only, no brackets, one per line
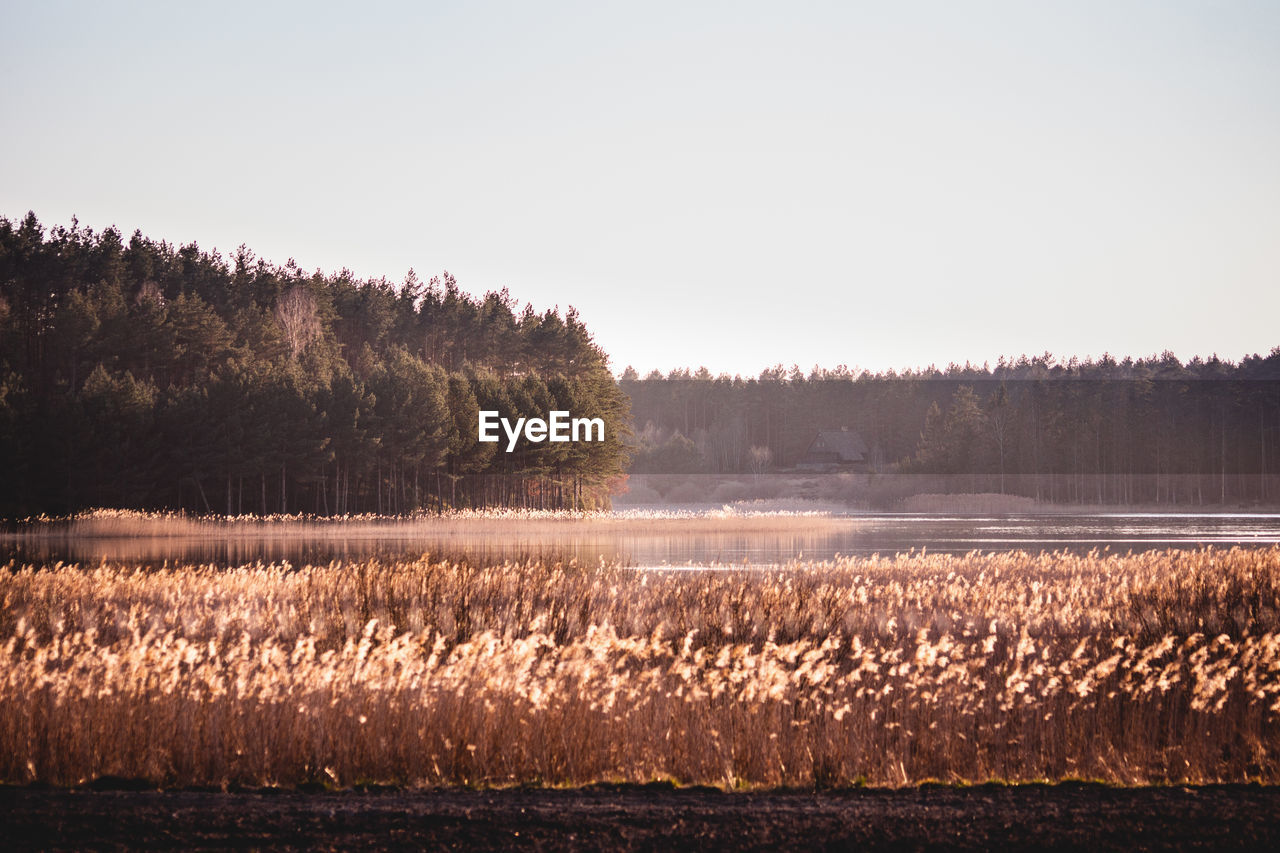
2,546,1278,789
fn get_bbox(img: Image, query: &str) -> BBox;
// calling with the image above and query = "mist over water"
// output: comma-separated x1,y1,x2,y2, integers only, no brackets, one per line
5,513,1280,570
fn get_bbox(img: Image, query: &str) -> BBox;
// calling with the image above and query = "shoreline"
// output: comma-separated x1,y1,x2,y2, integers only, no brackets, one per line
6,783,1280,851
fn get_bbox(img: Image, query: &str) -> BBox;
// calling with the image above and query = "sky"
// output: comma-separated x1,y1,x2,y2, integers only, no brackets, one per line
2,1,1278,377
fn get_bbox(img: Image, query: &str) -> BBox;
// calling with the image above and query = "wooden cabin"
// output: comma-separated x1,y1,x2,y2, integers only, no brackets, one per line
796,427,870,472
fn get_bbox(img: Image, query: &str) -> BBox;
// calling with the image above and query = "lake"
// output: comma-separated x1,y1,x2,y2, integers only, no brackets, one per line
4,512,1280,569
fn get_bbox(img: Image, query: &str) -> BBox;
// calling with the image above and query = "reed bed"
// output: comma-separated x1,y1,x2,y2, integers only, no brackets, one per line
4,506,841,542
2,548,1278,788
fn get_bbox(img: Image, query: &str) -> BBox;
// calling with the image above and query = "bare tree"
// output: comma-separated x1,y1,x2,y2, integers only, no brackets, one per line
747,445,773,479
275,284,320,359
987,385,1011,494
135,280,164,308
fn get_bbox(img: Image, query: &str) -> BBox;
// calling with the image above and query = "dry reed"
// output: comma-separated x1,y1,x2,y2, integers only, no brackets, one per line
2,547,1278,788
4,506,842,543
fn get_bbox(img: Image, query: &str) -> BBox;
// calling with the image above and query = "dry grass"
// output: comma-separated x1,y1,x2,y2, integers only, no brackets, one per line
2,547,1279,788
5,506,841,540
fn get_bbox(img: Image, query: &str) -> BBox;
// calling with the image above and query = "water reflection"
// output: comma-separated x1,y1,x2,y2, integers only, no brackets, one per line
3,513,1279,570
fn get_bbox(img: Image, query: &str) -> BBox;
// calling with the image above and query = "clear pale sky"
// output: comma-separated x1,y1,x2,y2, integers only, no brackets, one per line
3,1,1278,376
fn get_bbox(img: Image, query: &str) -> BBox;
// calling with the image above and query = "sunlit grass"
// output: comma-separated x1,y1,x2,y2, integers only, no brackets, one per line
2,547,1278,788
4,506,840,541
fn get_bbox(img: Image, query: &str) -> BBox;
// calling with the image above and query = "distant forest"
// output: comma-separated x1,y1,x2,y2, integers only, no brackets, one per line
4,213,1278,517
622,353,1280,506
0,213,629,516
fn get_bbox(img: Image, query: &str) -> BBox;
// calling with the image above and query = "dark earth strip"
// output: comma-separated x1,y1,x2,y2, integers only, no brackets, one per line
4,783,1280,851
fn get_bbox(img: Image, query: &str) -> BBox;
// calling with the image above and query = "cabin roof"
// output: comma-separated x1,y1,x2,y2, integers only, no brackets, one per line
805,428,868,462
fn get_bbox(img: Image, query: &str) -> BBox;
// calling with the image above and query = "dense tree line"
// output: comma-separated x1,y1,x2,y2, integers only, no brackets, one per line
0,213,629,516
622,352,1280,506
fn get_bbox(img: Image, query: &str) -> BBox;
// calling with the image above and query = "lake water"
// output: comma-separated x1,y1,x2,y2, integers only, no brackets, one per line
4,513,1280,569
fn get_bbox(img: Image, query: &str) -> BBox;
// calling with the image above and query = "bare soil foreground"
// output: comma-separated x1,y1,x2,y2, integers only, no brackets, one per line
4,783,1280,852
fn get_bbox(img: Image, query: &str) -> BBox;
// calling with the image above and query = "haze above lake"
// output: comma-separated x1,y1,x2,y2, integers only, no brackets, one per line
6,513,1280,570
